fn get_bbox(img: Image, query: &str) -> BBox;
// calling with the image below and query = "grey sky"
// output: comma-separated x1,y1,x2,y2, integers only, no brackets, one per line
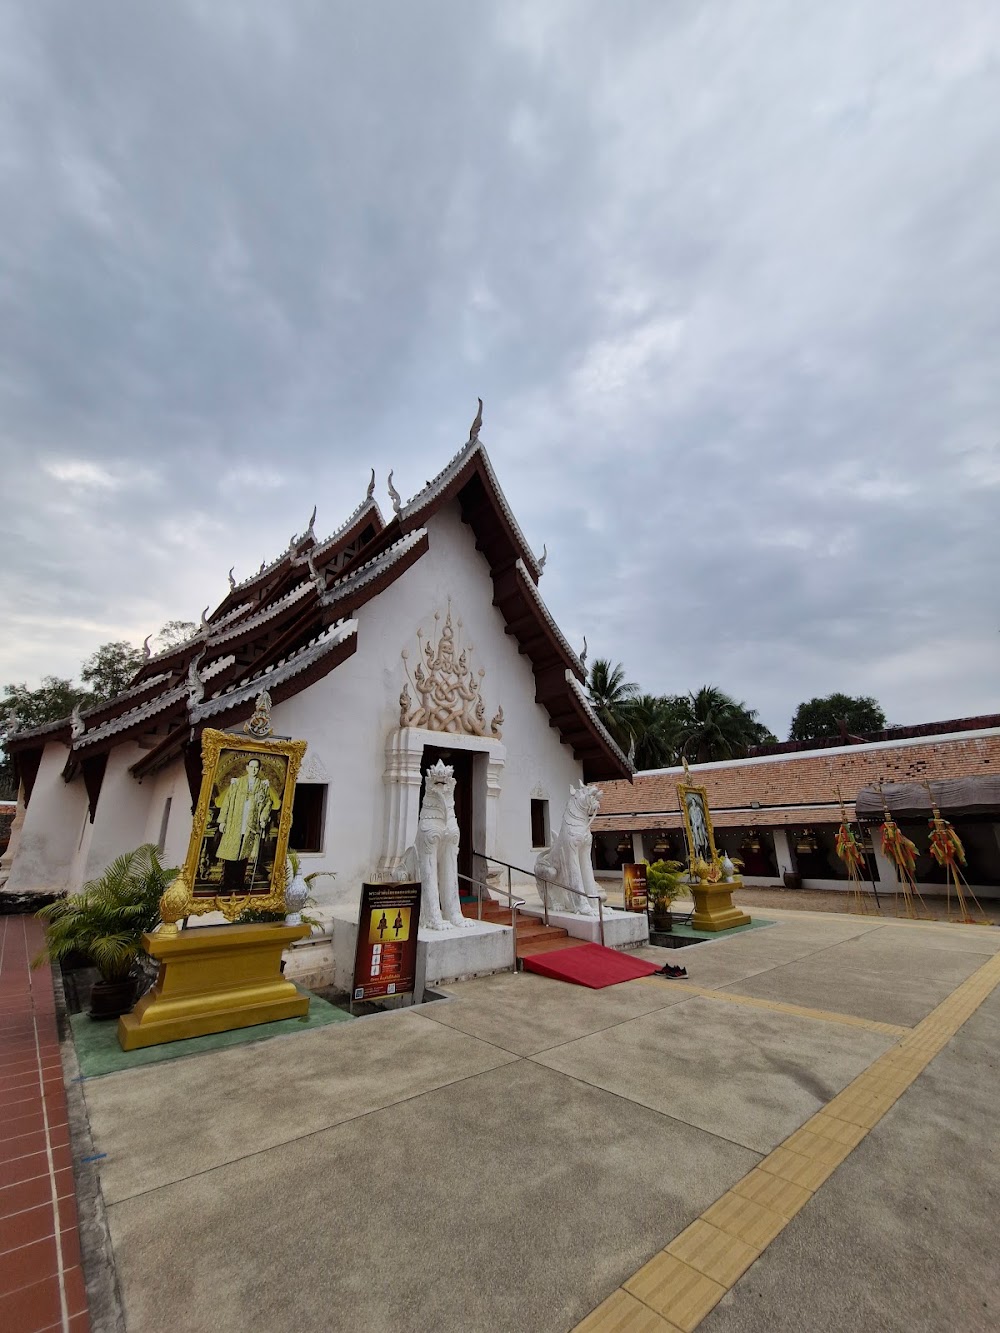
1,0,997,738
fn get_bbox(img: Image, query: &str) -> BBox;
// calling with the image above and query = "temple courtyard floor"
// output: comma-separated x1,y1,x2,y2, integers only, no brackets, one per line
63,908,1000,1331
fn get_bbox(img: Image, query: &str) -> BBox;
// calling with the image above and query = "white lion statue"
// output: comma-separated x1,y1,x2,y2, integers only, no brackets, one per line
401,760,474,931
534,784,605,916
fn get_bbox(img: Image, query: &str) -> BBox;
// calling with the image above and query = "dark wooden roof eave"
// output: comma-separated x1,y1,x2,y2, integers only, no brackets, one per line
129,630,360,781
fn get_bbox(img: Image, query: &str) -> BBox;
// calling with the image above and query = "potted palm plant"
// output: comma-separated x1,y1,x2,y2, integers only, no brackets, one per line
645,859,686,931
34,844,174,1019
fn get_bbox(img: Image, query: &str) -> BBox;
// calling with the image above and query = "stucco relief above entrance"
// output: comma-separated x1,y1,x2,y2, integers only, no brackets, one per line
398,604,503,739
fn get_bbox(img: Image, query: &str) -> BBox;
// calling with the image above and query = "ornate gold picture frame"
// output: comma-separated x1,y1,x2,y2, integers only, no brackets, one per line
161,728,307,927
677,782,718,869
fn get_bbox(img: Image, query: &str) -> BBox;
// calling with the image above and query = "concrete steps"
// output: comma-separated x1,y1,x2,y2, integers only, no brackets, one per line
461,899,587,959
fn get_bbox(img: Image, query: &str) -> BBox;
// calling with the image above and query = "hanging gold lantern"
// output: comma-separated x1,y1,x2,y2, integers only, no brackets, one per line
796,829,818,854
745,828,762,853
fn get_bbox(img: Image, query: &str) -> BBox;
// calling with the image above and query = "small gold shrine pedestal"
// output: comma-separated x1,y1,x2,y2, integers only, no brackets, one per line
118,922,310,1051
689,878,752,933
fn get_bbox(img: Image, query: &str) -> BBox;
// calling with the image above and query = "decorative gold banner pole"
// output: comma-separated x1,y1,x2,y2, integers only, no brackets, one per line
835,787,878,915
922,781,988,925
878,787,928,920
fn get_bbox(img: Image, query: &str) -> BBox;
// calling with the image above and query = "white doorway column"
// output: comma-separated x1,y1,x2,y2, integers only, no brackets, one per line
631,832,645,863
378,727,506,879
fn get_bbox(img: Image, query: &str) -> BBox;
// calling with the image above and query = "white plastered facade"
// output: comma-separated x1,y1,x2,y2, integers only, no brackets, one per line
6,501,585,906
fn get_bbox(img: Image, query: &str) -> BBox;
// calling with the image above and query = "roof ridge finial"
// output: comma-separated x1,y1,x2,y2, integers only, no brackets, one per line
304,505,317,541
70,704,85,740
387,470,402,517
228,567,236,591
367,468,376,501
580,635,588,670
469,396,483,443
186,650,206,706
538,543,547,573
306,550,326,598
142,634,152,661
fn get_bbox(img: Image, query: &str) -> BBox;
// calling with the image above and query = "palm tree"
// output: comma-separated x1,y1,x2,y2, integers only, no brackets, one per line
676,686,764,763
628,694,685,770
586,659,638,751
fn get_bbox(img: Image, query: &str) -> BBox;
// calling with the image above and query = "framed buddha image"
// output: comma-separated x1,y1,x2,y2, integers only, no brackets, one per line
175,728,307,921
677,782,718,869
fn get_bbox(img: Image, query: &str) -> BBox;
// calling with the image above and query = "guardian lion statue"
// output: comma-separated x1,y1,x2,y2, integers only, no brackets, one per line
401,760,474,931
534,784,605,916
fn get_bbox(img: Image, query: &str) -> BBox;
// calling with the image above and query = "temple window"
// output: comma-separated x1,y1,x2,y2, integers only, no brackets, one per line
530,798,550,849
157,797,172,854
291,783,327,854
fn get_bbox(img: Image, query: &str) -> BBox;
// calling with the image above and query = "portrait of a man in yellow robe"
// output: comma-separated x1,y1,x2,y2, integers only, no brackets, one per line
215,755,275,890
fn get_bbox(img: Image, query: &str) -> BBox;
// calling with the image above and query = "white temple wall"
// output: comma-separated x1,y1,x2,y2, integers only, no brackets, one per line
5,743,89,896
82,742,157,884
270,500,583,906
4,500,589,906
139,764,194,872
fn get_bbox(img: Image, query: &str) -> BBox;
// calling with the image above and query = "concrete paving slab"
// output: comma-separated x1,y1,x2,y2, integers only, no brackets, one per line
422,968,692,1055
701,988,1000,1332
808,935,994,986
840,921,1000,956
105,1060,760,1333
531,996,894,1153
633,919,878,991
85,1010,518,1204
720,952,976,1026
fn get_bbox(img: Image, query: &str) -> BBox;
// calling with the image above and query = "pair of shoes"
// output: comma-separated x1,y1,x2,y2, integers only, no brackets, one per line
656,963,687,979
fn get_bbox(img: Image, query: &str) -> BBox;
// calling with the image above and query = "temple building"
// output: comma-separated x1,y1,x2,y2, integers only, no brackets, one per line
2,432,632,913
594,716,1000,898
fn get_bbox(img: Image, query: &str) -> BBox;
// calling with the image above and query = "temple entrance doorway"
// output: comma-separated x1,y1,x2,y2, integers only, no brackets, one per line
420,746,475,898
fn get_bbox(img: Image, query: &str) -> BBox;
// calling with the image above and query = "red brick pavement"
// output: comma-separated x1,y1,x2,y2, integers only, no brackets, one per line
0,916,90,1333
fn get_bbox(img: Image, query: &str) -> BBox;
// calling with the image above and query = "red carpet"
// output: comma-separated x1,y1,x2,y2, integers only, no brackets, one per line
522,942,662,989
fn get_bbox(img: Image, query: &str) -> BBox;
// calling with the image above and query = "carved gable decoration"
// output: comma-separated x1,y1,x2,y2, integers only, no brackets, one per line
298,749,330,783
399,605,500,737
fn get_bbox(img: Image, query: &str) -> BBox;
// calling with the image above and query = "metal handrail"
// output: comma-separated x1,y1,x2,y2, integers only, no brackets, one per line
456,871,524,974
472,850,605,948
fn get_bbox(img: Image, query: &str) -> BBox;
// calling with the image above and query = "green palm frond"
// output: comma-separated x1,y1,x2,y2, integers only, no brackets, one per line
33,843,176,981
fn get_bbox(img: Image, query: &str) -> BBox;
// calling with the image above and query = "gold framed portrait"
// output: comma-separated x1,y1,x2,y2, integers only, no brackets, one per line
677,783,718,869
172,728,307,922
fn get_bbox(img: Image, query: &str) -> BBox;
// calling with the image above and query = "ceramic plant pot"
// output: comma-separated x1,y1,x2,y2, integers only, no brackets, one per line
89,977,137,1020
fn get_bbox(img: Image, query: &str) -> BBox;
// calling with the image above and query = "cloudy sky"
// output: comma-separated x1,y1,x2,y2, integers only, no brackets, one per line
1,0,998,738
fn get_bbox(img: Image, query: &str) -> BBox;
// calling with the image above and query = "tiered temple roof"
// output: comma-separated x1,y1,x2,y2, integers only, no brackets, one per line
8,436,632,806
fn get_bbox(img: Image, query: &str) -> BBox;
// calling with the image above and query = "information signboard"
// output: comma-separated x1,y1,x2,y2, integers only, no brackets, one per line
352,882,422,1002
622,862,648,913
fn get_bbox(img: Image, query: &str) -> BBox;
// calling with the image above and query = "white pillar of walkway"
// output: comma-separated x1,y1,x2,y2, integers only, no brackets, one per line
631,832,645,863
772,829,794,878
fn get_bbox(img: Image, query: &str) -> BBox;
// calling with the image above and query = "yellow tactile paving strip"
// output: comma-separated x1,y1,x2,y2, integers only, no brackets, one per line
637,977,910,1038
577,948,1000,1333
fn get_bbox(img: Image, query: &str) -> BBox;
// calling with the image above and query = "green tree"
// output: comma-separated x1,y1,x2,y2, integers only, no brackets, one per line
0,677,90,799
156,620,197,649
676,685,766,763
628,694,686,770
80,641,144,703
586,659,638,751
788,694,886,742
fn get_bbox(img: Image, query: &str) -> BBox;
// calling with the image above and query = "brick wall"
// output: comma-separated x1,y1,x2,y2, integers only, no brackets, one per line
597,731,1000,822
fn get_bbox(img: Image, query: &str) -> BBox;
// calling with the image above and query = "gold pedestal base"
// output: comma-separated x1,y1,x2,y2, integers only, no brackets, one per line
118,922,310,1051
690,879,751,933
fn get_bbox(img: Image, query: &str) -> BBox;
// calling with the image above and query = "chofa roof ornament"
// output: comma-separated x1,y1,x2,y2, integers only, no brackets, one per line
366,468,376,501
468,396,483,443
70,705,86,741
387,470,403,517
537,543,547,573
